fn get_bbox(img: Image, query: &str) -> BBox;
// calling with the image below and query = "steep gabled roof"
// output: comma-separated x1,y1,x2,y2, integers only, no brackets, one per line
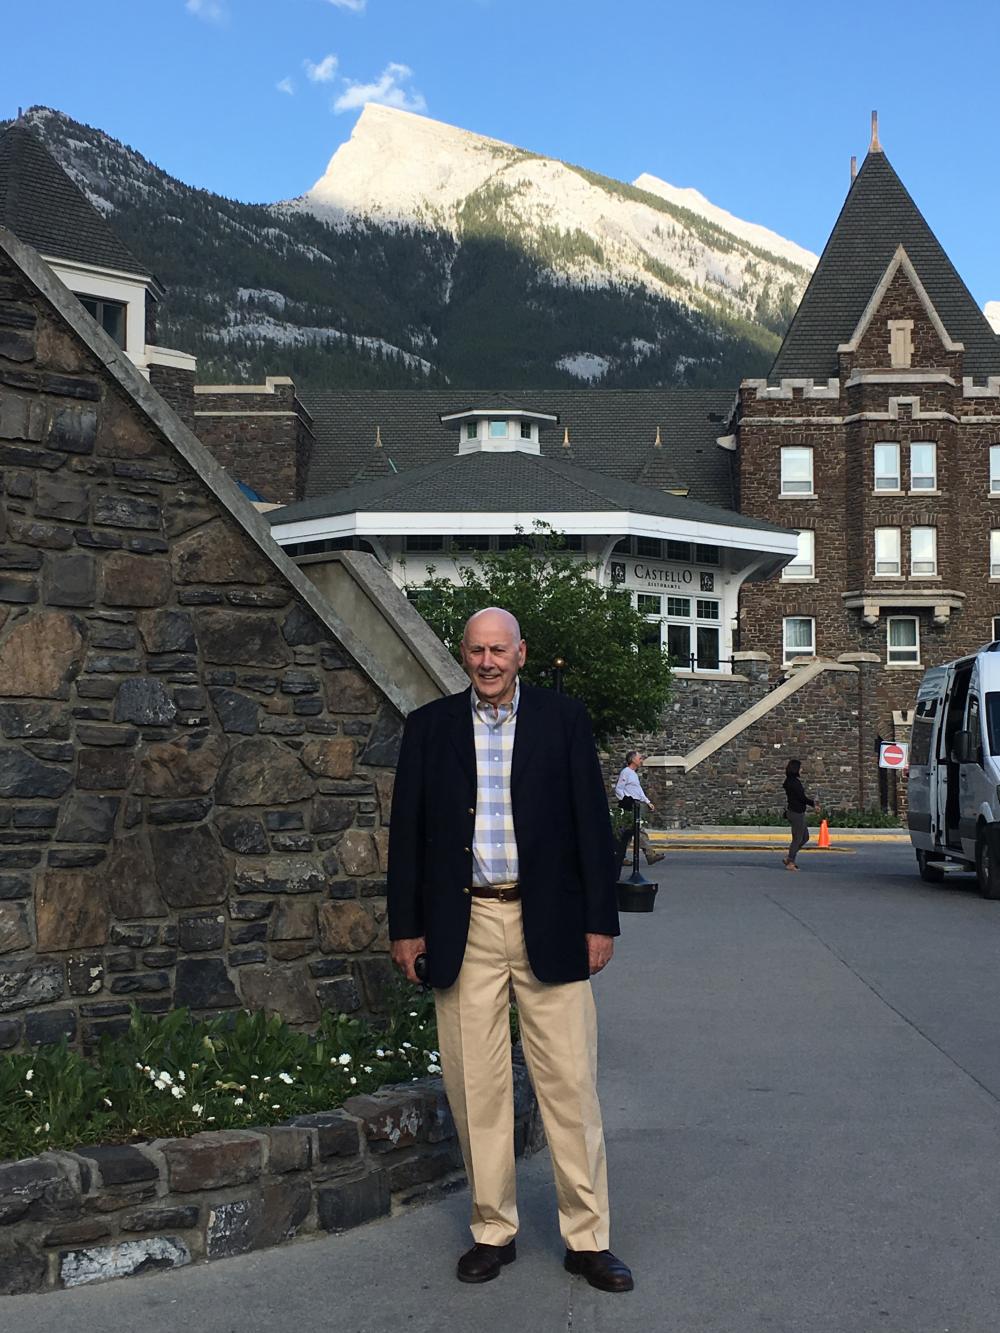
300,388,738,510
0,122,154,280
770,148,1000,382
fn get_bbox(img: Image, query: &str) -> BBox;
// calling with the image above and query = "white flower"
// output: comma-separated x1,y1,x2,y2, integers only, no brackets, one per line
338,1053,352,1066
250,1074,259,1081
190,1063,199,1071
25,1090,33,1100
25,1069,33,1082
33,1125,42,1134
178,1070,186,1082
349,1076,357,1085
402,1042,413,1050
207,1116,216,1123
271,1104,281,1110
192,1104,204,1116
153,1077,169,1091
427,1063,441,1074
234,1097,244,1106
102,1097,113,1109
278,1072,293,1085
171,1086,184,1100
43,1122,50,1131
135,1062,144,1071
158,1071,173,1086
375,1049,385,1058
409,1011,418,1018
363,1066,373,1075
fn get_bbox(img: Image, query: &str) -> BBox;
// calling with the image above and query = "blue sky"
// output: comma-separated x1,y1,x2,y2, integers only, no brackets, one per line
5,0,999,302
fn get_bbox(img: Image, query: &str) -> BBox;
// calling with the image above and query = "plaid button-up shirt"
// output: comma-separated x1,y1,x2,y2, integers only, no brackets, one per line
470,680,520,887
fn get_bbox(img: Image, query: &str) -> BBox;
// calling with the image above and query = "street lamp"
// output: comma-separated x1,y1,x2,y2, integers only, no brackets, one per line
552,656,566,694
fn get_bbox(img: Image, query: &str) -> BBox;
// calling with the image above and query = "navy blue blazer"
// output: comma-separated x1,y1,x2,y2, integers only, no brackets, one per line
387,681,620,988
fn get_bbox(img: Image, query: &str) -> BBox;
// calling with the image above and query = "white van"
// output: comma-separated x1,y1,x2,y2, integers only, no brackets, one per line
908,645,1000,897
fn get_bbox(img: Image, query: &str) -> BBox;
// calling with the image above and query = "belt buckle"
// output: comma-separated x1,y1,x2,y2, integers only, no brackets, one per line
498,885,516,901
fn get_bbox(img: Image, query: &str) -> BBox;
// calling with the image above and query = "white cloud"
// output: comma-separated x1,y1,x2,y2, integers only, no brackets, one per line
334,62,426,114
305,53,339,83
186,0,226,21
276,77,295,96
328,0,367,10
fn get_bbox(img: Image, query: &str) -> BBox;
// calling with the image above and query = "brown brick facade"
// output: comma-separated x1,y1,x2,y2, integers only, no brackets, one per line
193,379,315,506
738,259,1000,736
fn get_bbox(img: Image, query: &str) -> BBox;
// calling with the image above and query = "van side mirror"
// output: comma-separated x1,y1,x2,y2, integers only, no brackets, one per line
952,730,973,764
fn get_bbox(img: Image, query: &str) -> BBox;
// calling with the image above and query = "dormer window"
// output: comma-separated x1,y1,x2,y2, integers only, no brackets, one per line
466,422,478,441
489,420,508,439
79,294,127,349
442,403,556,455
520,421,532,441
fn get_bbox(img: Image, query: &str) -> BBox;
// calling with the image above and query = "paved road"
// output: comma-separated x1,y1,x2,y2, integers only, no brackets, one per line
11,843,1000,1333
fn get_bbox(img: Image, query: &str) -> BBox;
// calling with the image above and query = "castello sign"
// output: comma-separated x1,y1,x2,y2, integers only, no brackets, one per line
609,561,715,594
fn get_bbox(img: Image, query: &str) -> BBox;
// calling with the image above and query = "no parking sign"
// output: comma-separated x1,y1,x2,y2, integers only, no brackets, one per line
879,742,909,770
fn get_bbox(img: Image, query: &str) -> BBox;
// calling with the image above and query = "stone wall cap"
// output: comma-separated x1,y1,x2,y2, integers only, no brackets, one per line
837,652,882,664
732,651,771,662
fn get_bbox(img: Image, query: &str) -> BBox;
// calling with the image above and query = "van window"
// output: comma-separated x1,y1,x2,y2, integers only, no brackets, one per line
967,694,984,765
909,695,938,766
986,693,1000,756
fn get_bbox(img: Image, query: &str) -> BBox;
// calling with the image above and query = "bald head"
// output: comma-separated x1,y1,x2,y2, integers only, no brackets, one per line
461,606,526,707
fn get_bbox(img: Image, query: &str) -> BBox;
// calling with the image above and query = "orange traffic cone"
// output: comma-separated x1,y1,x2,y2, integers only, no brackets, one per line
817,818,830,849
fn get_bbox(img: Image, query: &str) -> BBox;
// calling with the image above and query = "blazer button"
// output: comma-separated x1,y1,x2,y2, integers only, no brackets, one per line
463,887,471,895
467,807,475,816
463,846,470,853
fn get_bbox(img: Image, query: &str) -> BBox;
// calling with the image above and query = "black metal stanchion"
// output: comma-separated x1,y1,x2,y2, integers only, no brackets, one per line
617,802,658,912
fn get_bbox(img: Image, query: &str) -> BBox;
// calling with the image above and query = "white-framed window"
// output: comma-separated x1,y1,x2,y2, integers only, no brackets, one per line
910,442,937,491
783,616,815,663
637,593,661,616
780,447,813,495
874,442,901,491
887,616,920,665
910,527,937,576
519,420,532,440
465,422,478,441
990,446,1000,494
696,599,720,620
991,531,1000,578
875,527,901,576
79,294,127,349
782,529,815,580
489,419,508,438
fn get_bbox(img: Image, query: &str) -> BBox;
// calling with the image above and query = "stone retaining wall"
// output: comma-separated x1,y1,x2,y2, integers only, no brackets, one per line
0,1066,540,1295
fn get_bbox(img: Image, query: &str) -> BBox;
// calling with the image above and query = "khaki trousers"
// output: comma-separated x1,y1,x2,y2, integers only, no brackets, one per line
434,896,610,1251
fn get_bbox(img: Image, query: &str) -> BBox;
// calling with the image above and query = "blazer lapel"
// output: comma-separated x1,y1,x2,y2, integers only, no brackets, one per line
510,681,542,792
448,687,476,785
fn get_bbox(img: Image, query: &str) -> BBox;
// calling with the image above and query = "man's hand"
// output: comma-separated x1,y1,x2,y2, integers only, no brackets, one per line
391,936,427,984
585,933,614,975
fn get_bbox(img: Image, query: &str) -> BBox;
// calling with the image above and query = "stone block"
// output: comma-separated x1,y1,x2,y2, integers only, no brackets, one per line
360,707,404,768
300,738,355,780
0,902,29,954
316,1169,390,1233
0,702,68,739
149,797,213,824
218,815,268,855
36,869,109,950
325,669,380,715
25,1007,77,1045
215,737,312,806
0,609,84,699
315,976,362,1013
356,957,396,1014
255,1177,311,1248
229,898,272,921
56,793,119,843
72,1145,158,1188
77,748,135,790
0,575,38,602
178,913,226,952
0,1018,22,1048
239,963,320,1024
230,921,267,945
114,679,177,726
48,404,97,454
261,1125,311,1174
0,1155,80,1224
0,747,72,800
234,857,326,897
318,901,377,954
101,552,172,608
67,954,104,996
343,1088,430,1148
195,609,291,668
173,958,238,1010
119,1204,200,1233
159,1131,262,1192
384,1141,462,1192
43,1218,113,1247
337,829,377,877
150,824,227,908
75,723,139,748
171,520,273,585
208,687,259,734
136,608,196,653
282,602,325,646
0,391,45,441
110,973,170,994
138,733,224,797
271,898,316,941
45,553,96,607
105,833,165,918
94,493,161,530
0,1241,48,1295
288,1111,362,1162
59,1236,191,1288
310,797,355,836
35,475,89,521
205,1196,256,1260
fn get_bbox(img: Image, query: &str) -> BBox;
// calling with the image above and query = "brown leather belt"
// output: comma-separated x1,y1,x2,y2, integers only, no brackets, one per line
470,884,520,901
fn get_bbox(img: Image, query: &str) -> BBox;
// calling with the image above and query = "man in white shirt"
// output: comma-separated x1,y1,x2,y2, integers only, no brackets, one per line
614,751,663,865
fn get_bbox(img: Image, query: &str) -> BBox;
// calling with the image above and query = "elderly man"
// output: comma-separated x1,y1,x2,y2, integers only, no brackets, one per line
614,751,664,865
388,607,633,1293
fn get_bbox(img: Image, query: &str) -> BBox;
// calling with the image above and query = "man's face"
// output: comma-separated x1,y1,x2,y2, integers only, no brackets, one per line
633,754,644,769
461,612,526,706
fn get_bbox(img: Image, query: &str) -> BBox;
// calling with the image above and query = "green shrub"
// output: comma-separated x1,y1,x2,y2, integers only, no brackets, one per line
716,808,901,829
0,982,442,1164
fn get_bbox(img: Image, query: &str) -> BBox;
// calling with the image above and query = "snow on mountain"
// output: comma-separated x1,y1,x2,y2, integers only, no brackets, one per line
633,174,819,272
986,301,1000,334
287,105,815,332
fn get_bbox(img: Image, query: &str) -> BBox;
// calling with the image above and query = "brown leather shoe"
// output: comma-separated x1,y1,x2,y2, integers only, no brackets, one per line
456,1240,516,1283
564,1248,634,1292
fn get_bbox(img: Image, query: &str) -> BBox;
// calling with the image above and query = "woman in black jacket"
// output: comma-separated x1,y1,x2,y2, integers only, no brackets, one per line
782,758,818,871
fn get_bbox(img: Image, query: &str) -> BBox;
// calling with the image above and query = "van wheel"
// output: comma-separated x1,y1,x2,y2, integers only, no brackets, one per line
975,829,1000,899
916,849,944,884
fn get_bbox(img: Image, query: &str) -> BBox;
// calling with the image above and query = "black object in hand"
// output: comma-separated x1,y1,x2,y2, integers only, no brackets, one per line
413,953,429,984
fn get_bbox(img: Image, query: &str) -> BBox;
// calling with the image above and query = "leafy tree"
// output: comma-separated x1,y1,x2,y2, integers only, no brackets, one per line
407,529,672,740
